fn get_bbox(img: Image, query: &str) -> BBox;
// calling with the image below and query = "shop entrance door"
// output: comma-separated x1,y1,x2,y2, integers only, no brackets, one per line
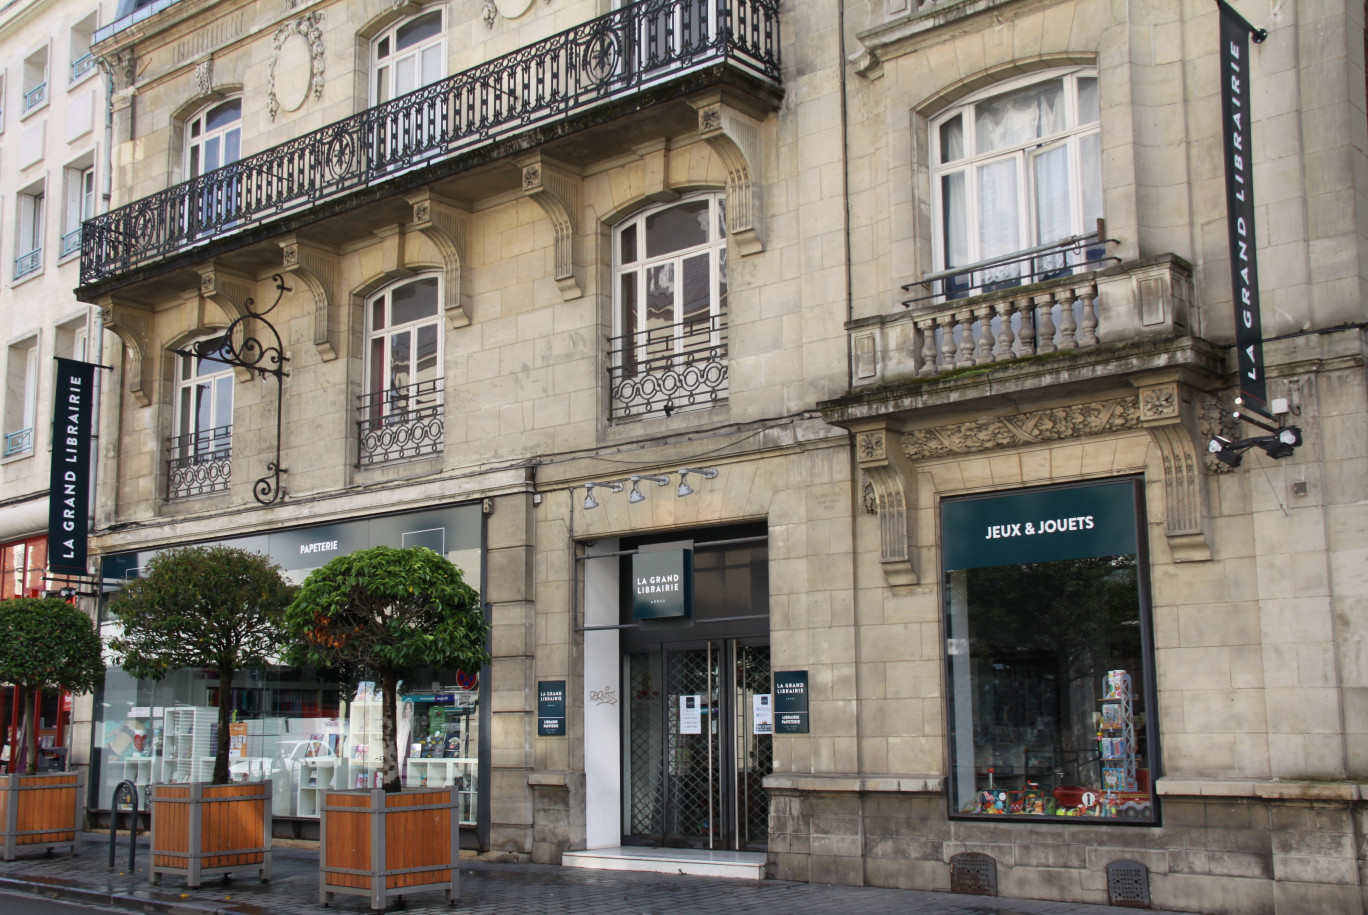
622,639,771,851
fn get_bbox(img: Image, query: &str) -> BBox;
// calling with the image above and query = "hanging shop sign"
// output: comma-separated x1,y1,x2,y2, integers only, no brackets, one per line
537,680,566,736
773,670,809,734
941,479,1139,572
1217,0,1271,418
631,549,693,620
48,357,97,575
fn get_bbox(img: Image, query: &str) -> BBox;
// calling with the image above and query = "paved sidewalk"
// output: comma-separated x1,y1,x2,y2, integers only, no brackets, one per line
0,833,1190,915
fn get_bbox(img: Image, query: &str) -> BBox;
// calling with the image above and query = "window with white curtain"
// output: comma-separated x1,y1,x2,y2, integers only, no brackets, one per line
930,69,1102,298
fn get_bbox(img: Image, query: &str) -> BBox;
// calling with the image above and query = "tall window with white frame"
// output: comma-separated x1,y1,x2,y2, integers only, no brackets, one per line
4,339,38,458
370,10,447,166
358,274,444,466
22,46,47,114
61,164,95,258
15,185,45,280
185,98,242,234
610,192,728,420
167,340,234,500
69,11,98,84
929,69,1103,299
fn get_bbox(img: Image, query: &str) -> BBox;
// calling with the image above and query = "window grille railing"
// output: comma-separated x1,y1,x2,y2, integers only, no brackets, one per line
70,53,96,83
166,426,232,499
356,377,444,466
14,248,42,280
903,222,1118,307
61,228,82,257
23,82,46,112
80,0,781,287
608,314,728,420
3,427,33,457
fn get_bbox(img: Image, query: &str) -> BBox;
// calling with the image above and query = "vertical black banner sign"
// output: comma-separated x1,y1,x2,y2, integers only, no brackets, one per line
48,357,96,575
1217,0,1270,418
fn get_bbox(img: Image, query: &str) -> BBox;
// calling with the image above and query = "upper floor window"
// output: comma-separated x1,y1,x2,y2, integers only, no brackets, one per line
61,163,96,258
4,337,38,458
185,98,242,233
22,46,48,114
930,69,1102,298
371,10,445,104
14,183,45,280
609,193,729,420
167,338,233,499
358,274,444,466
70,11,98,84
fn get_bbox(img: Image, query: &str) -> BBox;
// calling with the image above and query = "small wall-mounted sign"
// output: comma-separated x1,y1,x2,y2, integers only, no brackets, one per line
774,670,809,734
537,680,566,736
631,549,693,620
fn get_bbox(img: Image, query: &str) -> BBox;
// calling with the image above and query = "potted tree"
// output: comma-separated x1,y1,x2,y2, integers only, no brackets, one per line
0,597,102,860
108,545,294,887
284,545,489,910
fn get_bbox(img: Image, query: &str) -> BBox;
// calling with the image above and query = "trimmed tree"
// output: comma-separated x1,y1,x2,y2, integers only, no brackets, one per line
108,546,294,785
284,545,489,793
0,598,103,775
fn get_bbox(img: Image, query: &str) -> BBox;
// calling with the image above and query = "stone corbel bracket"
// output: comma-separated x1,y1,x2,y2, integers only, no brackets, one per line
97,296,154,407
279,236,341,360
1135,379,1213,562
195,264,256,381
407,191,472,326
515,154,582,301
854,425,918,586
690,95,765,256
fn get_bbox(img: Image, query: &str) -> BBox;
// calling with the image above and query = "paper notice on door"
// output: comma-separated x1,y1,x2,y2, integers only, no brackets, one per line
679,695,702,734
753,694,773,735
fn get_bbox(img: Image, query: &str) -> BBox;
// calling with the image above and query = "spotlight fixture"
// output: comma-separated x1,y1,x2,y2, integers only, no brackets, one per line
677,466,719,498
1207,426,1302,468
628,474,670,504
582,481,623,510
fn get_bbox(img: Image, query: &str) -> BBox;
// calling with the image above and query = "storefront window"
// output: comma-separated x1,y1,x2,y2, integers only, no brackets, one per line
942,479,1156,822
93,504,484,823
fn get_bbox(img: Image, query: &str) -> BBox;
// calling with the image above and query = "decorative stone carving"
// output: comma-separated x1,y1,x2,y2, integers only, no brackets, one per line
494,0,535,17
406,191,472,326
515,153,582,300
278,236,341,360
690,95,765,256
194,58,213,97
1198,395,1240,475
901,398,1141,460
482,1,497,27
98,297,154,407
268,11,326,121
855,425,917,586
1136,380,1214,562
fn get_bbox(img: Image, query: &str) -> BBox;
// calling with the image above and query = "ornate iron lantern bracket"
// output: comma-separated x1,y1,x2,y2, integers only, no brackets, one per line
173,274,291,504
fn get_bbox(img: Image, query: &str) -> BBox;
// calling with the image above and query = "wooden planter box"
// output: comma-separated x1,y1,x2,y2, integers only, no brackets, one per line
0,771,84,861
320,785,459,909
149,781,272,887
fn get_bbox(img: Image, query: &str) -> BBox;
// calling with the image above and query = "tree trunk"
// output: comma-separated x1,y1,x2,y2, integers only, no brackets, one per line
213,667,234,785
380,669,401,793
19,686,37,775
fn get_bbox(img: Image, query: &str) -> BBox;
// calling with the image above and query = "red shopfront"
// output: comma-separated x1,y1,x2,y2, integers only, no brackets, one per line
1,535,72,772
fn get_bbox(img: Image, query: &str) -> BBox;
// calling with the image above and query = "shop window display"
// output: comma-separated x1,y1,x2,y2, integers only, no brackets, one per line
942,479,1156,822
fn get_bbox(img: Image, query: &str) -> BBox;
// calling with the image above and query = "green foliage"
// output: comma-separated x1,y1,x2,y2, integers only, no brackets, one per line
284,546,489,677
108,546,295,679
0,597,103,696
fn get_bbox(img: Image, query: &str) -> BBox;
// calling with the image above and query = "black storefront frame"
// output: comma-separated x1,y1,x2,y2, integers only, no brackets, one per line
88,501,491,845
939,476,1162,826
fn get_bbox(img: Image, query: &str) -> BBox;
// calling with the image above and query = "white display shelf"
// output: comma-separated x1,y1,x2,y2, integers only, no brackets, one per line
406,757,477,825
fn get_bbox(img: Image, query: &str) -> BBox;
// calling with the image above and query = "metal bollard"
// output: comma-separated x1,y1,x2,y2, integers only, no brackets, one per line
108,780,139,871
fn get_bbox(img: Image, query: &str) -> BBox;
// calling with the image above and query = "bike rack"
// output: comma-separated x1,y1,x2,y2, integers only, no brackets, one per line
108,780,139,871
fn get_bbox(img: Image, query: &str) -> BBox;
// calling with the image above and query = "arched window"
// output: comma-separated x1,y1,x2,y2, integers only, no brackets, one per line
358,274,444,465
930,69,1102,297
168,337,233,499
184,98,242,232
370,10,445,104
609,192,728,420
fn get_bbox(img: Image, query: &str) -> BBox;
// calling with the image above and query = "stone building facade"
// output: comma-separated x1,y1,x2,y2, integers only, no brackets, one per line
71,0,1368,912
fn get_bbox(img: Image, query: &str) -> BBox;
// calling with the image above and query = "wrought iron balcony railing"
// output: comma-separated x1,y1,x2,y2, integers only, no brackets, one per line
3,427,33,457
166,426,232,499
609,314,728,420
81,0,780,287
70,53,96,83
61,229,83,258
357,378,444,467
14,248,42,280
23,82,46,112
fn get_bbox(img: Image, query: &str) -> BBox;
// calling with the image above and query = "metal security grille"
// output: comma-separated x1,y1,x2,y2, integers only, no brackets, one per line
1106,860,1151,908
736,643,771,847
626,651,665,836
950,852,998,896
664,648,720,843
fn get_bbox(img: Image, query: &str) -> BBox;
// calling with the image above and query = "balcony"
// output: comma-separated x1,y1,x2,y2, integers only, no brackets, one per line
70,53,97,83
166,427,232,499
609,314,728,420
22,82,46,113
3,428,33,457
61,229,82,258
80,0,781,291
14,248,42,280
357,378,444,467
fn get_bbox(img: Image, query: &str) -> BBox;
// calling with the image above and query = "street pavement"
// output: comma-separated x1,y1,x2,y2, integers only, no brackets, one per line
0,833,1192,915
